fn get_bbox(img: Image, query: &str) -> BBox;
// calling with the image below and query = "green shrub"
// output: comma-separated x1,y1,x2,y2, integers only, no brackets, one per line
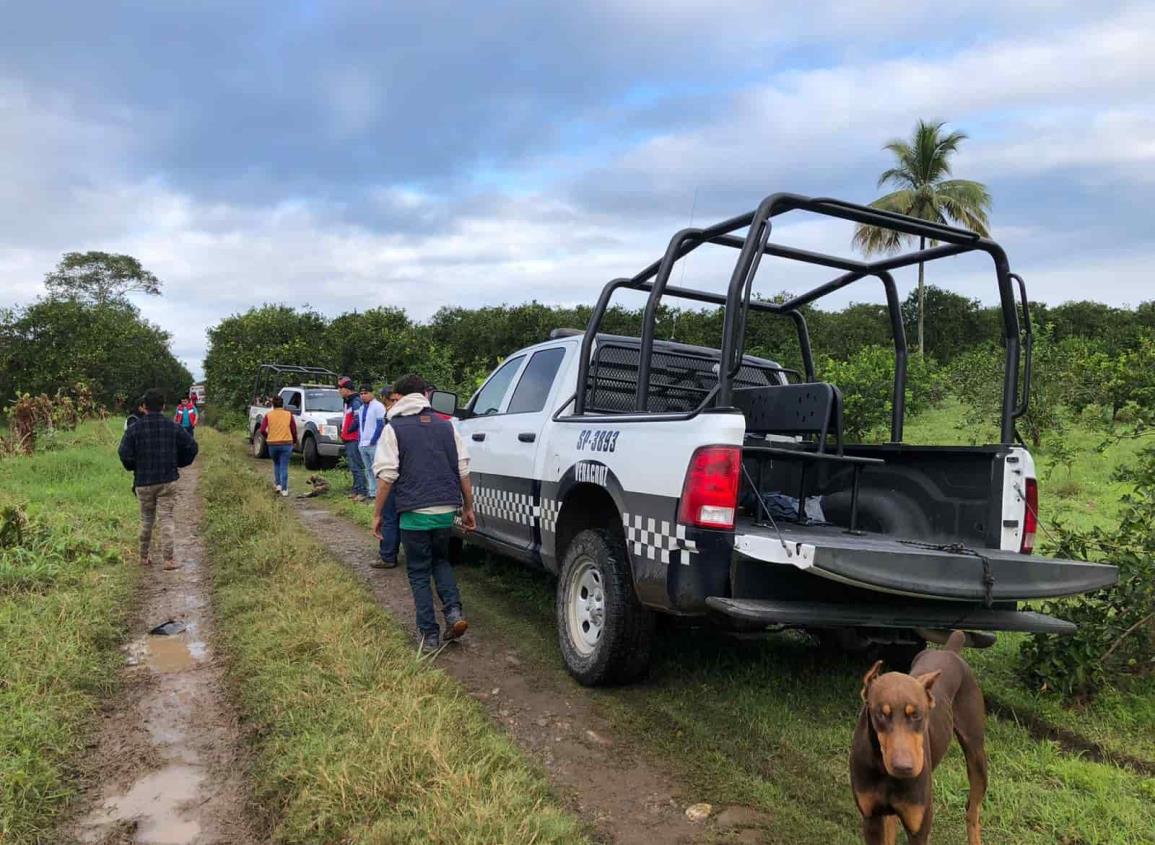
819,345,946,440
1020,446,1155,698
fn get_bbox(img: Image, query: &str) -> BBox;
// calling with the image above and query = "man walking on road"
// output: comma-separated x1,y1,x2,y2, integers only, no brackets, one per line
118,388,198,570
174,397,198,439
371,374,476,651
338,376,367,501
358,384,386,501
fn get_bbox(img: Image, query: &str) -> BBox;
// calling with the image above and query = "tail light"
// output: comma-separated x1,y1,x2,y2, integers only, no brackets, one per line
678,446,741,529
1020,478,1038,554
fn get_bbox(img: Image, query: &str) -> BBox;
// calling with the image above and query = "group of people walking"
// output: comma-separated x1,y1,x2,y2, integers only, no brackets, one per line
116,373,476,654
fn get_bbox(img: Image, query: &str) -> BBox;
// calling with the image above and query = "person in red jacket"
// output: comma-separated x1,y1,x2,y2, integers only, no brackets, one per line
174,398,198,439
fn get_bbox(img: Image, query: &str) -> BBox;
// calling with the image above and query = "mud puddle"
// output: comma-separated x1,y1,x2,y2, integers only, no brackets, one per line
294,499,720,845
63,466,260,845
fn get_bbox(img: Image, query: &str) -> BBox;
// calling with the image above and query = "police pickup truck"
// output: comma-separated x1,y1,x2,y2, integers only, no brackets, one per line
435,194,1117,686
247,364,346,470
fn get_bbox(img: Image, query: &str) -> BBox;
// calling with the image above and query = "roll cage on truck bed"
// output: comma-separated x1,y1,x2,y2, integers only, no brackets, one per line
444,192,1117,686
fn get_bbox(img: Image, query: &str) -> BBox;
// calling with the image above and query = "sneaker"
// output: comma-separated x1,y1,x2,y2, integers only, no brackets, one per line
274,485,281,494
140,557,152,567
418,630,442,653
162,560,180,571
370,558,398,569
351,494,365,502
444,607,469,641
281,489,289,497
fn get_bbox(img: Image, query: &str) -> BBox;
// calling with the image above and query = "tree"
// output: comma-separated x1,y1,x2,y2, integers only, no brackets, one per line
43,251,162,304
852,120,991,356
0,298,190,406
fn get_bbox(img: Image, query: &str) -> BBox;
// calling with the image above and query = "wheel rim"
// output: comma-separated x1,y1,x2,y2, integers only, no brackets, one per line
565,556,605,656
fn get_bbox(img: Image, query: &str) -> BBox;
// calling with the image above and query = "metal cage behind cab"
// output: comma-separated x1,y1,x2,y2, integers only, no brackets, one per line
571,193,1033,446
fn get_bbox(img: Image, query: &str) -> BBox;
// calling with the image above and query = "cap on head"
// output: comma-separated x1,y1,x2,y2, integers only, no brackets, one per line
359,384,374,394
337,376,354,391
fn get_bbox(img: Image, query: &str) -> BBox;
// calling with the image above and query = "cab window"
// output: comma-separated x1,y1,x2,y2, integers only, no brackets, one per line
471,356,525,415
507,347,567,414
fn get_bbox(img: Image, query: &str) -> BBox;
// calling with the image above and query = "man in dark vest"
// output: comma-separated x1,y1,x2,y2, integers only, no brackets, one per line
371,373,476,651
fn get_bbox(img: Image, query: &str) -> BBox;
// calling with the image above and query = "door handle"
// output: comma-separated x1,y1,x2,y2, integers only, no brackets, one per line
472,433,486,441
518,432,536,443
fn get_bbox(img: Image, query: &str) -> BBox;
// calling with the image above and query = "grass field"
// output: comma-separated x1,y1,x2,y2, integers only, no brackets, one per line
199,428,587,844
0,421,140,843
273,404,1155,845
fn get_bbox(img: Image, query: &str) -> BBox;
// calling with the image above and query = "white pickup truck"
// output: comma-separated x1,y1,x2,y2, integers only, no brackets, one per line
247,365,346,470
438,193,1118,687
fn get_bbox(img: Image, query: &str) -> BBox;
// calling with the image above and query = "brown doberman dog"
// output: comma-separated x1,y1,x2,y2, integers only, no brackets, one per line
850,631,988,844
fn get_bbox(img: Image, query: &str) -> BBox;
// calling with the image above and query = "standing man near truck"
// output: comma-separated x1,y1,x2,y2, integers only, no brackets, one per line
372,384,402,569
338,376,367,501
371,374,476,651
357,384,386,501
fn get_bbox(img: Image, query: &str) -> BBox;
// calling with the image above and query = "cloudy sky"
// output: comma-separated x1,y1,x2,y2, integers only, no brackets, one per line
2,1,1152,378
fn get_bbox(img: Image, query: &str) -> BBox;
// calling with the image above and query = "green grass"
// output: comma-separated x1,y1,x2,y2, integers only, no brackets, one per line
0,421,140,843
267,408,1155,844
200,429,586,845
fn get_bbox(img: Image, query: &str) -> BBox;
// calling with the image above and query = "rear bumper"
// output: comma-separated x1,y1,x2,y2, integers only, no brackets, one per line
705,597,1076,635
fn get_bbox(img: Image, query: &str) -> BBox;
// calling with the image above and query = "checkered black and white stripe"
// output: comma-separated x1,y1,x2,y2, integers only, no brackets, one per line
539,497,561,535
622,513,698,565
473,485,540,526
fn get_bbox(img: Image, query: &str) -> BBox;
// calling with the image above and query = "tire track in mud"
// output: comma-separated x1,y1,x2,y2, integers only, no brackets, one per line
62,465,261,845
292,498,718,845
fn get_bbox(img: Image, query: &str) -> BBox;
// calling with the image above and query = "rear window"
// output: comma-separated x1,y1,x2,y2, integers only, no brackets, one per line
587,343,780,414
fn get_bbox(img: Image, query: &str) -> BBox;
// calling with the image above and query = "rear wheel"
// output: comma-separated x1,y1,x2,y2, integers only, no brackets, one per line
557,528,655,686
302,435,321,470
251,429,268,459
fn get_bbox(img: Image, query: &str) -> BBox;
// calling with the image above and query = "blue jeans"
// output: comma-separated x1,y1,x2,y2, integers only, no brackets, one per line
378,488,400,563
344,441,366,495
359,444,378,497
401,527,462,637
269,444,292,490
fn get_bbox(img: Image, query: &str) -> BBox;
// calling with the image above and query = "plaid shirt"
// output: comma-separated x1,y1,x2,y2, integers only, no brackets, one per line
118,411,198,487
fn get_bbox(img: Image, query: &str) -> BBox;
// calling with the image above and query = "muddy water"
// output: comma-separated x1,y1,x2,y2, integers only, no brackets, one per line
64,466,259,845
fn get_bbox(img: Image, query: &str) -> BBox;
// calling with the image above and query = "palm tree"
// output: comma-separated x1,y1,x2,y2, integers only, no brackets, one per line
852,120,991,355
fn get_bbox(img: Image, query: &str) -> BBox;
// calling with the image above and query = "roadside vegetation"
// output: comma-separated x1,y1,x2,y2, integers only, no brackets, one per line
0,422,139,843
198,428,586,844
282,392,1155,844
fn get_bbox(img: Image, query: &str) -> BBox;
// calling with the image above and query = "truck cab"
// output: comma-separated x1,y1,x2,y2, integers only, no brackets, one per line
446,193,1118,687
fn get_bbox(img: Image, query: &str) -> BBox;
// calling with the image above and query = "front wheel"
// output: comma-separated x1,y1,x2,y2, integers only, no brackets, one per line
557,528,655,686
251,429,268,459
302,435,321,470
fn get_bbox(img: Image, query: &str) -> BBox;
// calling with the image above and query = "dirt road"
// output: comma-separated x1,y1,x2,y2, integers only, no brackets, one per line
63,466,259,845
292,499,740,845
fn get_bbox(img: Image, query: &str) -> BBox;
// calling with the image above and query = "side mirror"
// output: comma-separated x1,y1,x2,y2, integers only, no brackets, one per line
429,390,459,417
286,405,301,415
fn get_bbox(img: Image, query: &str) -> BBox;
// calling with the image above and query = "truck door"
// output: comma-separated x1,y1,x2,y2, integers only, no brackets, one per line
282,389,303,447
475,346,569,554
457,355,526,539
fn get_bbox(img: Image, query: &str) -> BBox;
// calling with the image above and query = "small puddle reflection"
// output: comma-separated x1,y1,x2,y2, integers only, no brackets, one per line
80,764,204,844
145,635,198,673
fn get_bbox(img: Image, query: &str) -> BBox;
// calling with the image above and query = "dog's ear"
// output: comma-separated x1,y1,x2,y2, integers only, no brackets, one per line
916,670,942,708
860,660,884,701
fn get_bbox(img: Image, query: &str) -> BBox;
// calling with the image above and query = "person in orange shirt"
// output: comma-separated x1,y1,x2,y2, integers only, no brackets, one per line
259,395,297,496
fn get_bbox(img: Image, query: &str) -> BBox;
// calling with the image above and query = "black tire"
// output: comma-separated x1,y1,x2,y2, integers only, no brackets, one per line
302,435,321,470
557,528,655,686
319,455,339,470
251,428,268,459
